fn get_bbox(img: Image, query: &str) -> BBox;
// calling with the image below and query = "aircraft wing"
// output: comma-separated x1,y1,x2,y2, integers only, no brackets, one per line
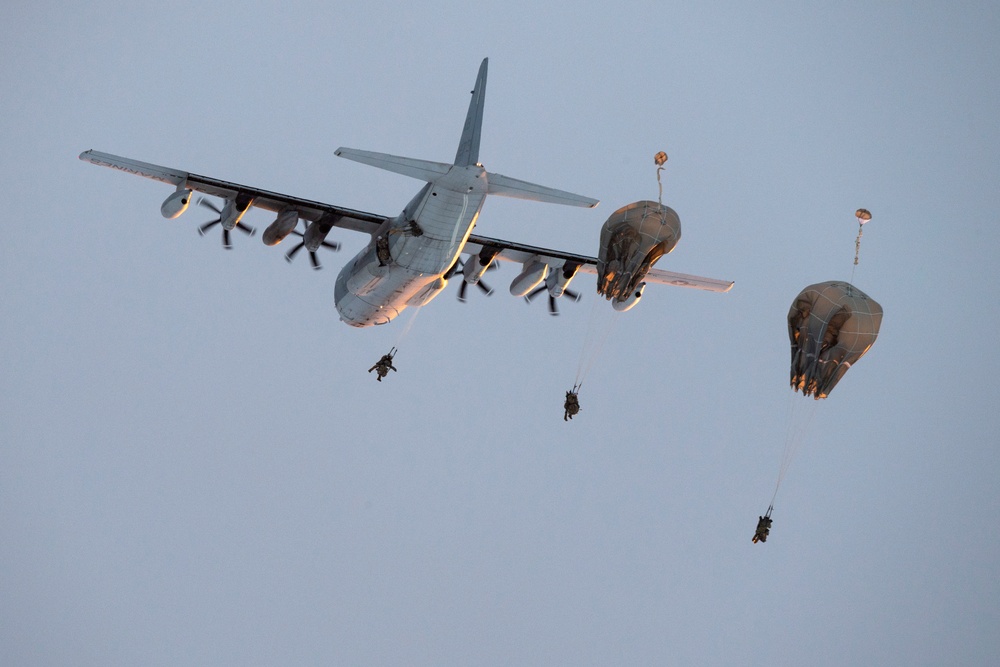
80,150,732,293
79,150,387,234
464,234,734,293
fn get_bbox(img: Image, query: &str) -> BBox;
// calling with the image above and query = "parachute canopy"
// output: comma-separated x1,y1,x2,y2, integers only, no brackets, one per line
597,200,680,300
788,281,883,399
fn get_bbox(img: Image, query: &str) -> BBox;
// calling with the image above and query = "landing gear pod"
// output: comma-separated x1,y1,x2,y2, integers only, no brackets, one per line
160,189,192,219
597,200,681,303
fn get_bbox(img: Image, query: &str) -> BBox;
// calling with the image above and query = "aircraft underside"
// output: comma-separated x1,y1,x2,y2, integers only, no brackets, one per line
79,57,731,330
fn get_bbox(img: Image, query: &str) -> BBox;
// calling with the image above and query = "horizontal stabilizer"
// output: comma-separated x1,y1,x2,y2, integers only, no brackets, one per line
334,148,451,182
486,172,599,208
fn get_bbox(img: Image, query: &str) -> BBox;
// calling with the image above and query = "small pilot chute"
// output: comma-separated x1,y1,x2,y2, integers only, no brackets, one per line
788,281,883,400
654,151,668,205
563,385,581,421
853,208,872,267
368,347,398,382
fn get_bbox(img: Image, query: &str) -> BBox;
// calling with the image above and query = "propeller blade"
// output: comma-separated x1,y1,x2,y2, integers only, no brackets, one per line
285,241,305,263
476,279,494,296
457,280,469,303
222,228,232,249
198,218,221,235
525,285,546,302
198,198,222,214
548,295,559,316
236,222,256,237
564,288,581,302
446,258,464,279
320,239,340,251
309,251,321,270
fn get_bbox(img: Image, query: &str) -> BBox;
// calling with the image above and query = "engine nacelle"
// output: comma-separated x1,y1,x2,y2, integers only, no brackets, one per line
160,189,192,219
612,282,646,312
509,259,549,297
304,213,338,250
262,209,299,246
463,248,499,284
546,263,579,298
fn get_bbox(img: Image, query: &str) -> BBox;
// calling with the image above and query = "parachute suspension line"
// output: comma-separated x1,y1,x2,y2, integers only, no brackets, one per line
654,151,668,207
771,393,820,505
574,297,620,388
394,306,422,348
850,208,872,284
771,393,796,505
853,223,864,266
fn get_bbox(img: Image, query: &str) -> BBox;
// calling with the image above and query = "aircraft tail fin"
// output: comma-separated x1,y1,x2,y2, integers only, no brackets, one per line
454,58,488,167
336,59,599,209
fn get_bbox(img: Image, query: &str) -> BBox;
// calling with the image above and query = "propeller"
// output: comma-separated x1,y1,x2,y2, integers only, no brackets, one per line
448,257,498,302
197,198,255,249
284,226,341,270
525,284,581,316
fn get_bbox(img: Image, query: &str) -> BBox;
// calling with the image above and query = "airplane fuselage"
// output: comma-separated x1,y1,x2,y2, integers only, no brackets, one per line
79,59,735,332
334,165,488,326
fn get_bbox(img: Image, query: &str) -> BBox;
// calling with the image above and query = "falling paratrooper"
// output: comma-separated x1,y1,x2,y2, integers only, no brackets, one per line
368,347,398,382
563,385,581,421
752,506,773,544
758,209,885,541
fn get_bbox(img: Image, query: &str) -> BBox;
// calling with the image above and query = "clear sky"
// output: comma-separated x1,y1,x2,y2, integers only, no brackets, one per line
3,1,999,665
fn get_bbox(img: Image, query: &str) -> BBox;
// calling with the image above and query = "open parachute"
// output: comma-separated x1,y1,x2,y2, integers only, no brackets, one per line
596,200,681,305
788,281,883,400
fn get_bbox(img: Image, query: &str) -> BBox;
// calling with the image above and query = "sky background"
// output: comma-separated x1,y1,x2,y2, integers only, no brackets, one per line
3,1,999,665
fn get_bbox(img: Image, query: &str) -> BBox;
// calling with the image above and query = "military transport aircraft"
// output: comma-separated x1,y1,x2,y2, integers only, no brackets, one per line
80,58,732,327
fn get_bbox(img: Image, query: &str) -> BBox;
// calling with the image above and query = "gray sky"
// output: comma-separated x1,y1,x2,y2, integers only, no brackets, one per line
3,1,999,665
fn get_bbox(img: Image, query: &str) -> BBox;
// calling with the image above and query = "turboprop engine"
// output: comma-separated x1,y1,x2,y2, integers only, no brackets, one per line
597,200,680,303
